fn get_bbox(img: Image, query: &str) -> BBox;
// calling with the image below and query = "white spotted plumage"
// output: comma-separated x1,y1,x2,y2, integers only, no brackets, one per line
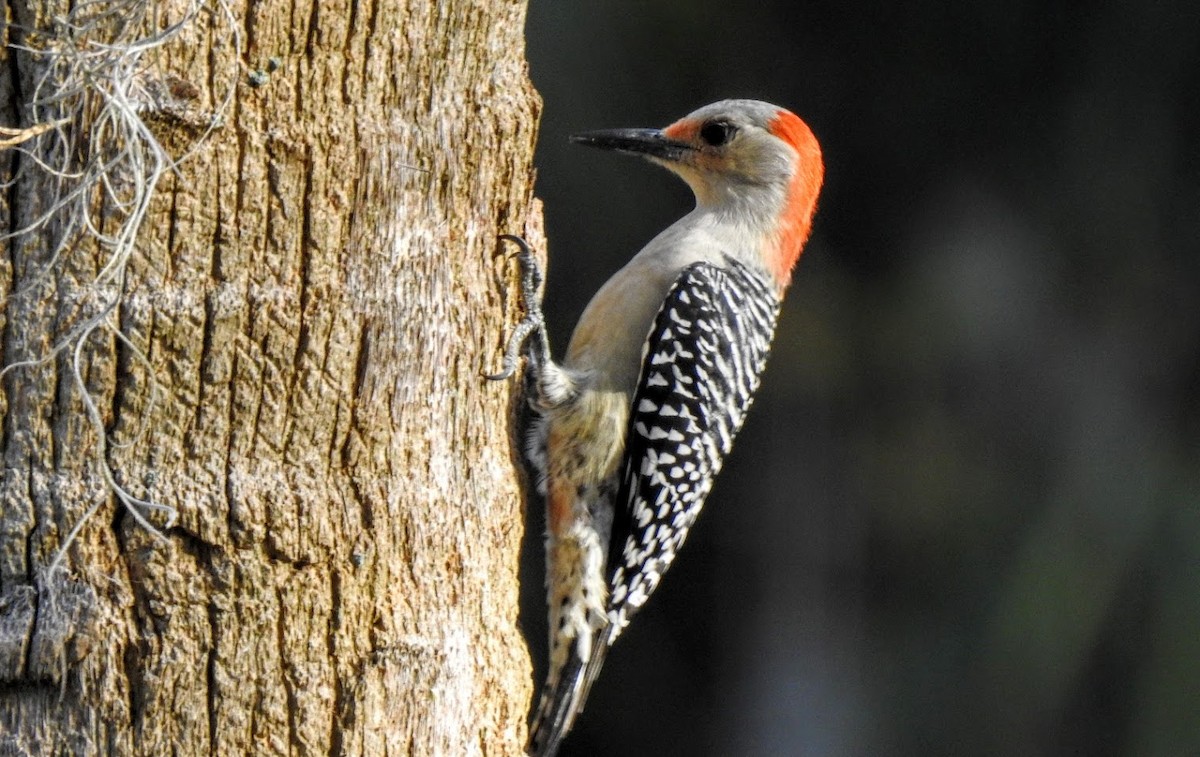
605,259,779,630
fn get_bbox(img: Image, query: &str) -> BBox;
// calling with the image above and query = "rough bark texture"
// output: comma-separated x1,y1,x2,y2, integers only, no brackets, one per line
0,1,540,754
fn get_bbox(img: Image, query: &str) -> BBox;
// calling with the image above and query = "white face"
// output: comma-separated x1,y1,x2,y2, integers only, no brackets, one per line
656,100,800,211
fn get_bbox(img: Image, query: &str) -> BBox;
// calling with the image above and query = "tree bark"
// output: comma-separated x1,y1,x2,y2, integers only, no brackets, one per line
0,1,540,754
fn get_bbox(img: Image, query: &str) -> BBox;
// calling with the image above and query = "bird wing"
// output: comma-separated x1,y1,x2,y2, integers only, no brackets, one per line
548,260,782,747
604,259,781,634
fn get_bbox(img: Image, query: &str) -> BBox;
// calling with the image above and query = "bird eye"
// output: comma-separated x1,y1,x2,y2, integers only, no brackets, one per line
699,120,736,147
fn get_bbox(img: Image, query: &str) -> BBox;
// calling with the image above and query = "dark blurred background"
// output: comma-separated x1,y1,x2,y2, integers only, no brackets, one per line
518,1,1200,755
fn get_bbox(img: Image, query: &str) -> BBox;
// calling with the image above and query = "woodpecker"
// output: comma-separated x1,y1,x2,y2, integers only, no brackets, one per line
488,99,823,756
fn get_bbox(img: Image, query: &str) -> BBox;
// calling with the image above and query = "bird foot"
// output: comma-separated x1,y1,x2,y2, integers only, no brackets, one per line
486,235,548,381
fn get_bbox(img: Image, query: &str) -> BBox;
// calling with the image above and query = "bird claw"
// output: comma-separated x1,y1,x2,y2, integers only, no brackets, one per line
486,235,548,381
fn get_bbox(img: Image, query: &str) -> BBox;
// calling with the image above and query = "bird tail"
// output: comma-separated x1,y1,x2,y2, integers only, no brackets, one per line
526,630,614,757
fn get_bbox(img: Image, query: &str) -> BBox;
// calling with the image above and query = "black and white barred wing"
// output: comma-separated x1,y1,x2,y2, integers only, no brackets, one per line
606,260,780,633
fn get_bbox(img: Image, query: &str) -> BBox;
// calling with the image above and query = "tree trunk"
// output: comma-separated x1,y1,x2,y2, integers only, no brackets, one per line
0,1,540,754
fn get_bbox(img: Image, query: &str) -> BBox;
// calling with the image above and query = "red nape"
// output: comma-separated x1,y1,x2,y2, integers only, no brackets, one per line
767,110,824,289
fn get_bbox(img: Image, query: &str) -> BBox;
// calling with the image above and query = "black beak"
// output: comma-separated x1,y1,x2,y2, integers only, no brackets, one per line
569,128,692,162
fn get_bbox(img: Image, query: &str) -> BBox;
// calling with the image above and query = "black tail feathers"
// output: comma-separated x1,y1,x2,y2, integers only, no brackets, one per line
526,632,613,757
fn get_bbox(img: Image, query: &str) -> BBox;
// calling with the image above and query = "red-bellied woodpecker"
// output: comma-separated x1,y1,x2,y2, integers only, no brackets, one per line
488,99,824,756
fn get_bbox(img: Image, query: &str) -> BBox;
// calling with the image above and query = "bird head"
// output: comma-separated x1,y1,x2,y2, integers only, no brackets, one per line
571,99,824,288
